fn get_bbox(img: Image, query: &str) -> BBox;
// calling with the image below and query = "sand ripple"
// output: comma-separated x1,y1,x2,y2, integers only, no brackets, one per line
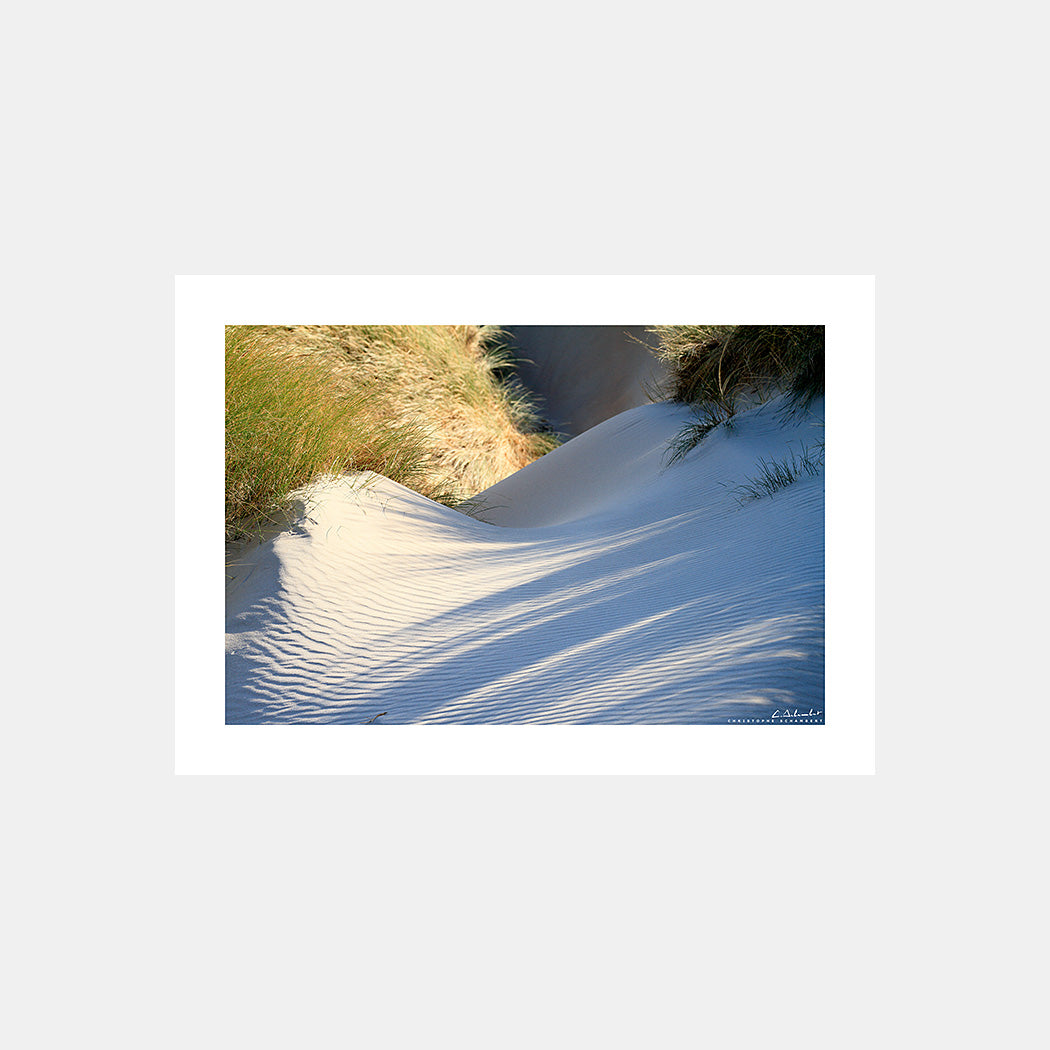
226,400,825,724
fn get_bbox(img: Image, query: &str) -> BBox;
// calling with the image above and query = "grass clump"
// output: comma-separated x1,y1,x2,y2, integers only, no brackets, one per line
652,324,824,414
731,443,825,504
226,324,557,543
226,326,436,541
652,324,824,461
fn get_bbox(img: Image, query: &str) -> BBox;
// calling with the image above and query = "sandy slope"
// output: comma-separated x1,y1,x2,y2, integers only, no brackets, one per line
504,326,668,436
225,396,824,724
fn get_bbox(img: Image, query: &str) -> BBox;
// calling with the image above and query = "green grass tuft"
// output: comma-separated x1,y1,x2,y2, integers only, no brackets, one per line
226,326,440,542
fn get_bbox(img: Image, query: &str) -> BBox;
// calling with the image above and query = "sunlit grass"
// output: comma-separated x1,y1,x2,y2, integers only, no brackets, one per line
225,325,558,543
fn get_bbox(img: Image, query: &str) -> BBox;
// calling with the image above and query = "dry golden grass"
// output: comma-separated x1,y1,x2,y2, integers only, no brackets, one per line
226,324,556,543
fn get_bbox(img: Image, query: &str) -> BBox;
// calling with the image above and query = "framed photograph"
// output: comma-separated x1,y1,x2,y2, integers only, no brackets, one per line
175,275,874,773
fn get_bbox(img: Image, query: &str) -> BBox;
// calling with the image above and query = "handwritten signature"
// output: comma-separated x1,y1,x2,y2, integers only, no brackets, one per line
771,708,823,720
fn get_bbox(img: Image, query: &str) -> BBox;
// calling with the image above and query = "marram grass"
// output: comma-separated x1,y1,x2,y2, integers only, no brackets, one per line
653,324,824,461
652,324,824,413
226,324,557,543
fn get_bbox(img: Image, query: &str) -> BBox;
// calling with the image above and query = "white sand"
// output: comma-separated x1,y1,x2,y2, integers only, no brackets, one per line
226,395,824,724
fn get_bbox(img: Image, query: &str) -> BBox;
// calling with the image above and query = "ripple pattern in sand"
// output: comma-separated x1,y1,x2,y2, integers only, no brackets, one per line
225,401,825,724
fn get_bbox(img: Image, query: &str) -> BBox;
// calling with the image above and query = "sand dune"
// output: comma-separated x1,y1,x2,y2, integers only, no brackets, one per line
503,325,668,437
225,394,824,724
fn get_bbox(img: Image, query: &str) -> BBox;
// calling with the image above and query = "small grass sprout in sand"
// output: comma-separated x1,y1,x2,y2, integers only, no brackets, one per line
731,442,825,504
664,411,735,467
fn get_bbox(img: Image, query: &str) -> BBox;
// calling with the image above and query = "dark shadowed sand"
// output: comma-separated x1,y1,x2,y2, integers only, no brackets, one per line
503,325,669,437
